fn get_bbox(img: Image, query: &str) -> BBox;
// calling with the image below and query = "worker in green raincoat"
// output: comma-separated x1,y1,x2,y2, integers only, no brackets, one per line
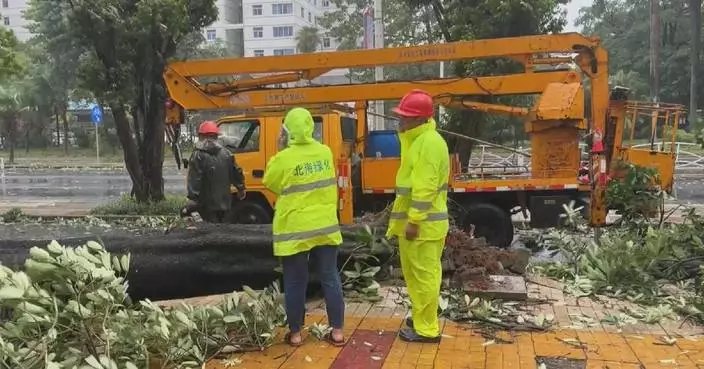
184,121,246,222
263,107,346,347
386,89,450,343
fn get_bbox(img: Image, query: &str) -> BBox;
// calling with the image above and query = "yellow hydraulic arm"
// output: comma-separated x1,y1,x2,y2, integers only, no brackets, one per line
166,71,580,110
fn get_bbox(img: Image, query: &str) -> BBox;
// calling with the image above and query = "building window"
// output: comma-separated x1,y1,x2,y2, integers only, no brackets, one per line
2,0,7,8
272,3,293,15
273,26,293,37
3,17,9,26
300,7,304,17
252,4,262,15
313,0,317,5
273,48,295,56
206,29,216,41
323,38,331,48
253,50,264,57
308,12,311,22
323,0,330,6
253,27,263,38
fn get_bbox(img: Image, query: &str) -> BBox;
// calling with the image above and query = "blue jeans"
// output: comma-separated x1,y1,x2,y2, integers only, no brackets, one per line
282,245,345,333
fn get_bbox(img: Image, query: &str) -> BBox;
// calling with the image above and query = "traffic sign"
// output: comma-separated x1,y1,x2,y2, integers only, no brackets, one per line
91,104,103,126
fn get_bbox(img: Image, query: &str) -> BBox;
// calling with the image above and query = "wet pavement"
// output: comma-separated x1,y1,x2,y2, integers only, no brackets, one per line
0,168,702,215
0,167,186,205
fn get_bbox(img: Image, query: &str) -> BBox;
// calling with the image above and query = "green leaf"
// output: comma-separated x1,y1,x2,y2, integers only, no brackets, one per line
361,266,381,277
86,240,103,251
85,355,103,369
343,271,361,278
0,286,24,300
223,314,243,323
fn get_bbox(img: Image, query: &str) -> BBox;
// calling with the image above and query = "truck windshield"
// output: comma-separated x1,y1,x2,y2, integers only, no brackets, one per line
218,120,260,153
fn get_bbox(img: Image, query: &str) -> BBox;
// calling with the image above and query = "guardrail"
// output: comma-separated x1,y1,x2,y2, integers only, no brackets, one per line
468,142,704,171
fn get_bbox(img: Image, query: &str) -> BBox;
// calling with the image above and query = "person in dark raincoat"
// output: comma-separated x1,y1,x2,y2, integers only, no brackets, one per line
183,121,246,223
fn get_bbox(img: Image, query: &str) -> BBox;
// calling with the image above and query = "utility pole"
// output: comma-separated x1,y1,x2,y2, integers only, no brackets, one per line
649,0,661,104
373,0,384,130
689,0,701,128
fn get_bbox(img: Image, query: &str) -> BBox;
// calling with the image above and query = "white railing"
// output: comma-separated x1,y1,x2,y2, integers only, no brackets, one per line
467,142,704,171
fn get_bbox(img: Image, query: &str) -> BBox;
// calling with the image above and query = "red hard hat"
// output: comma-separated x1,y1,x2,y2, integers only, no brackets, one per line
393,89,434,118
198,121,219,135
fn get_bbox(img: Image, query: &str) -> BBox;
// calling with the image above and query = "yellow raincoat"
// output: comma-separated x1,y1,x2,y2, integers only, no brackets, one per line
386,118,449,337
263,108,342,257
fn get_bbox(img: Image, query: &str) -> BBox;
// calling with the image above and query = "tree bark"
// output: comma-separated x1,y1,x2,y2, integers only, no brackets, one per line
111,104,148,201
141,81,166,202
690,0,701,128
61,103,69,154
54,106,60,148
5,114,16,165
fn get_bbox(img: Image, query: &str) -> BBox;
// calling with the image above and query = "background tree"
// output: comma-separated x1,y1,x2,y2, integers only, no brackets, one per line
0,28,23,81
689,0,701,129
323,0,566,164
320,0,442,83
27,0,218,202
576,0,699,115
296,26,321,53
0,28,26,163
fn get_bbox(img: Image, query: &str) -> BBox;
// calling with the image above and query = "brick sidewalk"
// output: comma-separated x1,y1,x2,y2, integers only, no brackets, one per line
160,280,704,369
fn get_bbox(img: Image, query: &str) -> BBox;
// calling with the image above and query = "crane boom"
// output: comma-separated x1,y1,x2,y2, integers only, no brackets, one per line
166,71,580,111
167,33,598,77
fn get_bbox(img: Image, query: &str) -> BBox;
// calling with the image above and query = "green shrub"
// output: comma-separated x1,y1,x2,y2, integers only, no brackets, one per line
663,126,697,143
90,194,187,216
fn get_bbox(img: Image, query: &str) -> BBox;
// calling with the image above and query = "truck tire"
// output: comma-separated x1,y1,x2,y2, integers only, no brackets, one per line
461,202,514,248
229,200,272,224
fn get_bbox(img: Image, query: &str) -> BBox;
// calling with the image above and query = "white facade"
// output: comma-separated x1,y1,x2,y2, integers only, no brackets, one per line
240,0,337,57
205,0,347,84
202,0,245,56
1,0,348,84
1,0,31,41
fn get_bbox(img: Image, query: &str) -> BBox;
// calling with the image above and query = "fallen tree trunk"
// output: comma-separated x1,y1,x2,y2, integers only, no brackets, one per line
0,223,389,301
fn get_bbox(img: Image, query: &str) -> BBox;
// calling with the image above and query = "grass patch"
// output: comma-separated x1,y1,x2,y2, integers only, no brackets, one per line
90,194,187,216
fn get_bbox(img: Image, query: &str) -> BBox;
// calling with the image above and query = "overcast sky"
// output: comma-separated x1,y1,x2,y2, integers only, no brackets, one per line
564,0,592,32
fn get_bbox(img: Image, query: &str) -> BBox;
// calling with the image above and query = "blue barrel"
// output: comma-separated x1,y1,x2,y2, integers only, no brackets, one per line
365,130,401,158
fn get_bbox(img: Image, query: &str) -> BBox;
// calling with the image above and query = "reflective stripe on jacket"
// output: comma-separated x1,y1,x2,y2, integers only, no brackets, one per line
386,118,450,241
263,108,342,256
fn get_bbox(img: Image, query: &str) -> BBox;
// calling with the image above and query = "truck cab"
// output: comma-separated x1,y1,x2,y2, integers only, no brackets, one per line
215,108,358,224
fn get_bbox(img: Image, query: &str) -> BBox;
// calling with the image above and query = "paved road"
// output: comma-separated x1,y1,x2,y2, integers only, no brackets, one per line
0,168,187,215
0,168,186,199
0,167,702,216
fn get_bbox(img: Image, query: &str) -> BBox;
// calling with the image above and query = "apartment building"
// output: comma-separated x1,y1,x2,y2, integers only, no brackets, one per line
1,0,348,84
1,0,31,41
206,0,347,84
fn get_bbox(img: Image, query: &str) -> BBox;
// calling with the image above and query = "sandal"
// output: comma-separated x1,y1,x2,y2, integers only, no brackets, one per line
284,332,303,347
324,332,346,347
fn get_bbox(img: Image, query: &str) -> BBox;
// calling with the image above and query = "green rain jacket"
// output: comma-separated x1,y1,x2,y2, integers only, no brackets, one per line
386,118,450,240
187,138,242,214
262,108,342,257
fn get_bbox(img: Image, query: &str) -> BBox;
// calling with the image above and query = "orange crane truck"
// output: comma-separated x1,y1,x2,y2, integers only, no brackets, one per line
163,33,682,248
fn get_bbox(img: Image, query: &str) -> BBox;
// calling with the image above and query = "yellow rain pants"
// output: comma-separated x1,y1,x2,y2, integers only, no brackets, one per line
399,237,445,337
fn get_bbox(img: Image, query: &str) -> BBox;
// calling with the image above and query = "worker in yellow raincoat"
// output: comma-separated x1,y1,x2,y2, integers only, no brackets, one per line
386,89,449,343
262,107,346,347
